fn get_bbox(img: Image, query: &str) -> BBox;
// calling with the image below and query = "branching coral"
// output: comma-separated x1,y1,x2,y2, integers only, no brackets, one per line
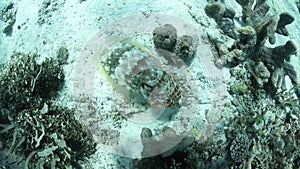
205,1,299,99
0,105,95,168
200,1,300,168
0,51,95,168
0,53,64,112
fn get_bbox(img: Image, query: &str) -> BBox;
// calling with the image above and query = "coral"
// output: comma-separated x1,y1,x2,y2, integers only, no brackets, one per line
205,1,299,99
175,35,196,65
276,13,294,36
0,1,17,36
235,0,271,34
0,51,96,168
224,83,300,168
229,134,251,163
33,57,65,99
0,105,95,168
229,82,248,95
235,26,257,50
153,24,197,65
0,53,64,112
56,46,69,65
259,40,298,96
153,24,177,52
184,134,230,169
204,2,226,22
204,2,237,39
194,1,300,168
248,60,270,87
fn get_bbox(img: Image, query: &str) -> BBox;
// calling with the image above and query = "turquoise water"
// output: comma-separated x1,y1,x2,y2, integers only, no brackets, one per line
1,0,300,168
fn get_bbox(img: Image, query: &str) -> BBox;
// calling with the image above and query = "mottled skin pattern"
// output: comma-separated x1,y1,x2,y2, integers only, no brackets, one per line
102,46,181,109
129,68,181,108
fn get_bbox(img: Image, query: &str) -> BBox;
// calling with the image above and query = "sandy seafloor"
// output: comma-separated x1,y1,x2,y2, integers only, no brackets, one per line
1,0,300,168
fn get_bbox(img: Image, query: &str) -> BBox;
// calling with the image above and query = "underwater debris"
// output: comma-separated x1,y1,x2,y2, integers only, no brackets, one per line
205,1,299,99
0,53,64,112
